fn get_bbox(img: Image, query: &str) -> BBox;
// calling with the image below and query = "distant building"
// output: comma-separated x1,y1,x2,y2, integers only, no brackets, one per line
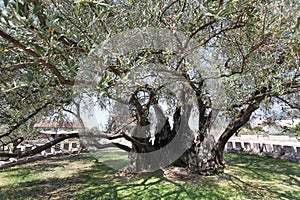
34,120,85,140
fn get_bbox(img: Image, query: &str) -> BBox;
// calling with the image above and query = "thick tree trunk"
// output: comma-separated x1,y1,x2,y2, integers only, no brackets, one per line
187,134,222,175
188,91,266,175
125,88,266,175
125,118,179,172
125,104,194,173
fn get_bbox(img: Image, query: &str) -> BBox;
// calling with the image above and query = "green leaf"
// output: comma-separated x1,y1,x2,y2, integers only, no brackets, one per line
3,0,8,7
294,16,300,31
32,5,42,14
32,43,44,56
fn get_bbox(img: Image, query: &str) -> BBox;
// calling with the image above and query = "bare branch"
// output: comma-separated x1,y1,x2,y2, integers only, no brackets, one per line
189,19,216,39
276,96,300,110
112,142,131,152
0,133,79,159
159,0,180,25
121,132,154,152
1,62,41,71
101,131,153,151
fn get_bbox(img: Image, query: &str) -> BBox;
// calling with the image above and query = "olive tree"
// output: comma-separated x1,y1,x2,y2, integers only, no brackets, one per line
0,0,299,175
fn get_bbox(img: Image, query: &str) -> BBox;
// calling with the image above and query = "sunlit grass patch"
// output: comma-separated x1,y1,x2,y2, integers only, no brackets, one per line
0,152,299,199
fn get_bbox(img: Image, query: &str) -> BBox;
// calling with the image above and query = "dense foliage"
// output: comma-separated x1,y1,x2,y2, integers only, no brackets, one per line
0,0,299,173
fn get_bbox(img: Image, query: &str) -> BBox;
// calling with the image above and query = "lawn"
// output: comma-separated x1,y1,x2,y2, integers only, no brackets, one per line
0,151,299,200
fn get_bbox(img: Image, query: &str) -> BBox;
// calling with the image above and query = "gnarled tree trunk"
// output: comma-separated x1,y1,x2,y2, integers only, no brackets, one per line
185,89,266,175
125,94,265,175
125,79,266,175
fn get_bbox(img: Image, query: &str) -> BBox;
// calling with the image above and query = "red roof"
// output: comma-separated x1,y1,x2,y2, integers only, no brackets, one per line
34,121,86,129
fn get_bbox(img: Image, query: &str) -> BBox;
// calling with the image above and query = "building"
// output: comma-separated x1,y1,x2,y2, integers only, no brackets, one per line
34,120,85,140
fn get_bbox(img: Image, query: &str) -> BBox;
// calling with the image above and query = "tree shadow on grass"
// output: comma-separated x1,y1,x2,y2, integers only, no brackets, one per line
223,152,300,199
0,154,94,182
225,152,300,176
1,153,299,199
74,163,247,200
0,160,230,200
0,176,81,200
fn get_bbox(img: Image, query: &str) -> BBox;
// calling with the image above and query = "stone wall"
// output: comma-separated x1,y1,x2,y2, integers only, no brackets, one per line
225,135,300,162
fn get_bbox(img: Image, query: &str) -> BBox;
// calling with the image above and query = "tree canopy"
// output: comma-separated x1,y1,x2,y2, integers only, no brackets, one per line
0,0,299,174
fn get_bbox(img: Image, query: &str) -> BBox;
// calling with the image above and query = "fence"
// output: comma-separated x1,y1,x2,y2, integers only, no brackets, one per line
225,135,300,162
0,140,80,168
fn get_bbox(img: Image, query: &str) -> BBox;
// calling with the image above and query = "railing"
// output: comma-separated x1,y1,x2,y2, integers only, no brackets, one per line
225,135,300,162
0,140,80,168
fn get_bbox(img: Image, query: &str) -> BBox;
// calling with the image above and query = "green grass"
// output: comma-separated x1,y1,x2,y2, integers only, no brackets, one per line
0,151,299,200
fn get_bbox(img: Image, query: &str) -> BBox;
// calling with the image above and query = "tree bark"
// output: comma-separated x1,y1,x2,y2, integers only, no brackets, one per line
123,83,267,175
185,89,267,175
